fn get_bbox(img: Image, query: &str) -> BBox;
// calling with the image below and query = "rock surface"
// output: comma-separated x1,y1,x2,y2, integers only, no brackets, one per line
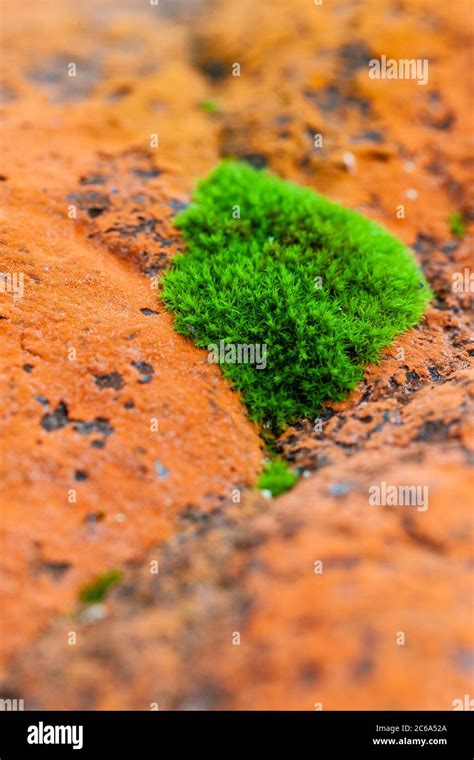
0,0,472,709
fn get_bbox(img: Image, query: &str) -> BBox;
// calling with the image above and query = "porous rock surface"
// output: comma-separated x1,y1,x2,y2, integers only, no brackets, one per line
0,0,472,709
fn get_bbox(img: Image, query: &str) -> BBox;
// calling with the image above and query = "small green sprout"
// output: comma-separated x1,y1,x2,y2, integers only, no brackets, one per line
449,212,466,239
198,98,220,114
79,569,123,604
258,459,299,497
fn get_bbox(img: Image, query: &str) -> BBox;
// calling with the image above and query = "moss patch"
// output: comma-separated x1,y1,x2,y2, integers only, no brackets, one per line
198,98,220,114
449,211,466,239
258,459,299,497
79,569,123,604
162,161,430,430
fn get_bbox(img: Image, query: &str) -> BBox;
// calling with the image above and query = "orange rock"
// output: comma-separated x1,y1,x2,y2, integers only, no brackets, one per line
0,0,472,709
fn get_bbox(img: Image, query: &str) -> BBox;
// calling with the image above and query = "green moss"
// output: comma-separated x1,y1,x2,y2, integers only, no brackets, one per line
258,459,299,497
162,160,431,430
198,98,220,114
79,569,123,604
449,211,466,239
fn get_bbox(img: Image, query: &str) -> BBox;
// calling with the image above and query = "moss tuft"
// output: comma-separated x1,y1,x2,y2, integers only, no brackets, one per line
79,569,123,604
162,160,431,430
198,98,220,114
258,459,299,497
449,211,466,239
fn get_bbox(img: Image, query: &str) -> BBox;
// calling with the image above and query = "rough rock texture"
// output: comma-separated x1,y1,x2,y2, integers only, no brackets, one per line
0,0,472,709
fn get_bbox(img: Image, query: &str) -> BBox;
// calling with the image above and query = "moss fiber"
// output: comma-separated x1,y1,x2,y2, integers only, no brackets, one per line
162,161,431,430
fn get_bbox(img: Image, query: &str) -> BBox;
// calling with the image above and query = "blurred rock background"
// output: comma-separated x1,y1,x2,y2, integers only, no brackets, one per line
0,0,472,709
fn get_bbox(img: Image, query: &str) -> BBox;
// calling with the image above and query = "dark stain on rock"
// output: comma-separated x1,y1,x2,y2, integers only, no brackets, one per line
339,41,374,76
73,417,114,439
131,167,161,180
79,173,106,185
38,561,71,580
352,130,385,144
304,84,371,116
67,191,110,216
27,55,102,102
131,360,154,375
428,367,442,382
414,420,453,443
94,372,124,390
41,401,69,431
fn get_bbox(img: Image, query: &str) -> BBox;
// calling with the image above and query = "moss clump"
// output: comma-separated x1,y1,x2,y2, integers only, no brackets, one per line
198,98,220,114
258,459,299,497
449,211,466,239
162,160,430,430
79,569,123,604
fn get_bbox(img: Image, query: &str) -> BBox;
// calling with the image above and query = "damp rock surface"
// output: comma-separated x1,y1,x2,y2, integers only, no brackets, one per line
0,0,472,709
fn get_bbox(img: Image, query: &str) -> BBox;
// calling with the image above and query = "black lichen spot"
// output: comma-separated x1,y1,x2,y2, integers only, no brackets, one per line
39,561,71,580
423,111,455,131
428,367,441,382
87,207,104,218
124,400,135,409
35,395,49,406
131,360,154,375
405,370,420,382
41,401,69,431
140,307,159,316
74,470,89,482
27,56,101,102
23,363,34,373
131,167,161,179
170,198,190,213
373,410,390,433
304,84,371,116
79,173,106,185
73,417,114,438
352,130,384,144
199,59,227,81
67,191,110,216
414,420,452,443
138,375,153,384
352,657,375,680
441,242,458,254
91,439,105,449
339,41,374,76
94,372,124,390
85,511,105,525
